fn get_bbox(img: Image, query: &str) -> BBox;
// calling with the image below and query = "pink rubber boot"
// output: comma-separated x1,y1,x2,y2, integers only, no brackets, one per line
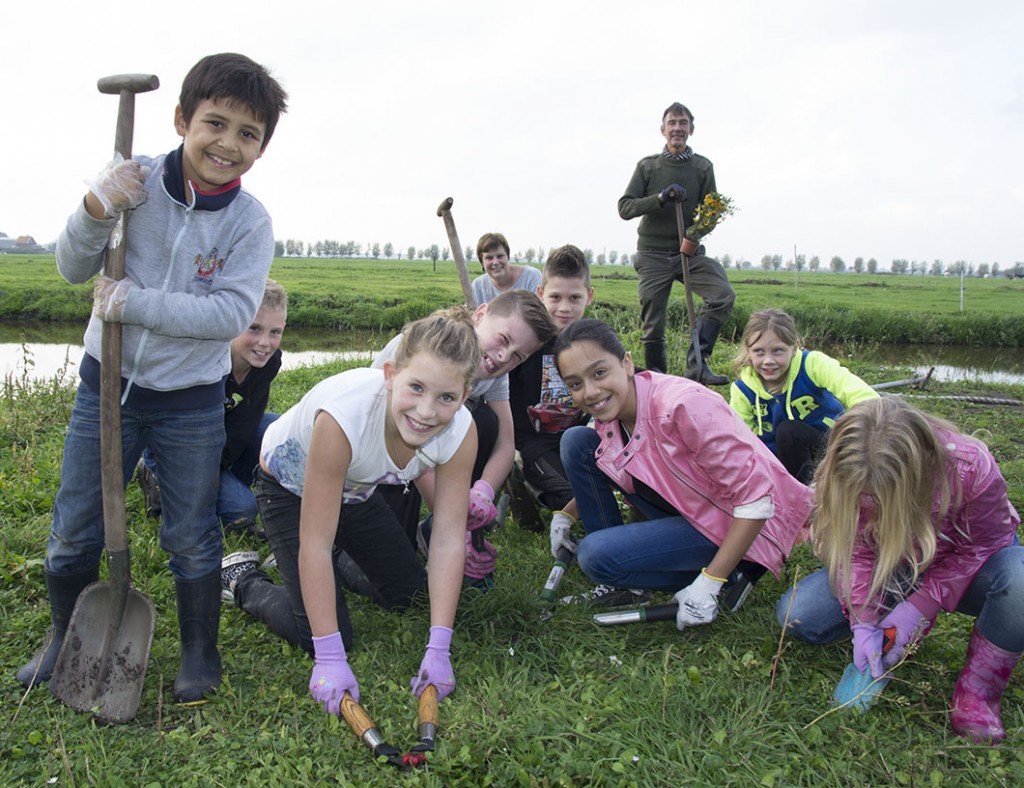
950,628,1020,744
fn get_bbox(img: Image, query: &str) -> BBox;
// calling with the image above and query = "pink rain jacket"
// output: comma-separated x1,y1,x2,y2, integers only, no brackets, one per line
592,371,813,576
846,427,1020,624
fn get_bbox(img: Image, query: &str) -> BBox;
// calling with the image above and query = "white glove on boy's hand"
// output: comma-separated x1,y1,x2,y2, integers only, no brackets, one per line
549,510,577,559
674,570,725,630
92,276,136,323
85,153,150,218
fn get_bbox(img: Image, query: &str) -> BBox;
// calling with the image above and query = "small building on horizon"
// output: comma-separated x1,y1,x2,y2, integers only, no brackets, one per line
0,232,44,253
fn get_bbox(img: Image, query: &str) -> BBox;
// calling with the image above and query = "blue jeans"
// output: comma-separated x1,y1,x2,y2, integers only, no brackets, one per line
219,411,279,526
776,540,1024,652
47,382,225,580
145,412,279,528
560,425,719,591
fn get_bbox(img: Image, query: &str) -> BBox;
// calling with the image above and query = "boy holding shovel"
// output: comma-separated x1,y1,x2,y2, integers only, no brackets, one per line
17,53,287,705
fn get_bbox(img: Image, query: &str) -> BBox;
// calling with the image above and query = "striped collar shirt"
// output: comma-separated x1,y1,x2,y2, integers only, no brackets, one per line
662,145,694,161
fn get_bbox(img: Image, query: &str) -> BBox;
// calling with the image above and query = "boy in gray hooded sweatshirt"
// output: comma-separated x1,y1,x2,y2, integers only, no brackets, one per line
17,53,287,705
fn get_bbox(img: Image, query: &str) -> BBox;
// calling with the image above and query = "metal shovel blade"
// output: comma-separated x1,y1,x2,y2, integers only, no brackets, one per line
50,552,156,724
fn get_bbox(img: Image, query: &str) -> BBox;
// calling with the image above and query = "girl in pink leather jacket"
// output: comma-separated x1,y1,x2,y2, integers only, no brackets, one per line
553,319,813,626
781,397,1022,744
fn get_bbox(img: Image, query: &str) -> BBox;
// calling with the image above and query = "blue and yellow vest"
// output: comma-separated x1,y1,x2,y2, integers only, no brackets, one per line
732,350,845,455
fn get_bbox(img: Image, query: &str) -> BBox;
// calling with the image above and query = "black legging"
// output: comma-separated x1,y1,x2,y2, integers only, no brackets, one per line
236,470,427,653
378,400,500,547
774,419,829,485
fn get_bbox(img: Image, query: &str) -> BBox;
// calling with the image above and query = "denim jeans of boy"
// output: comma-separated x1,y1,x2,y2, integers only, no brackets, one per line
776,540,1024,652
47,381,224,580
218,412,279,527
560,425,719,592
145,411,279,528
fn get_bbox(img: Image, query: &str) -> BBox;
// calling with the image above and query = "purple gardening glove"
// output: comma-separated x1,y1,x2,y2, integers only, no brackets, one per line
309,632,359,714
879,601,930,669
92,276,136,323
467,479,497,531
464,530,497,579
851,623,885,679
410,625,456,701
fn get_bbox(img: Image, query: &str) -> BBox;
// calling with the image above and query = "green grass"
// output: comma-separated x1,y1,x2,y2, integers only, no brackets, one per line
3,255,1024,346
2,348,1024,785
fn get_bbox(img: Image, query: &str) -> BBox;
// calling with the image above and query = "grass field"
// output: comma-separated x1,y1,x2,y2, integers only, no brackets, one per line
3,254,1024,348
3,352,1024,785
2,256,1023,785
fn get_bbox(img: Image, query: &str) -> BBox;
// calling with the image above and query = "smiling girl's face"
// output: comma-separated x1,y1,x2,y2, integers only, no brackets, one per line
747,329,797,391
384,352,469,449
556,339,637,425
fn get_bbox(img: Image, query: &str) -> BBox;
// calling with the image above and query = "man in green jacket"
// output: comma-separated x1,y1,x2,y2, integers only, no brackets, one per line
618,102,734,385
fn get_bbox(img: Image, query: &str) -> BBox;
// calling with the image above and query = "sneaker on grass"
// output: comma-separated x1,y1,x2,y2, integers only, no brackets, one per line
221,551,260,604
560,584,652,608
721,562,768,613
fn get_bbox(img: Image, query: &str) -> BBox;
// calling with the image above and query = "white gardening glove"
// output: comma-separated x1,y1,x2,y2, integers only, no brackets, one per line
674,570,725,630
85,153,150,218
92,276,136,323
549,510,578,559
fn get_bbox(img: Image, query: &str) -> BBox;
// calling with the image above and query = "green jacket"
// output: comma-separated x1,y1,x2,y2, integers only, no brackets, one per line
618,152,716,252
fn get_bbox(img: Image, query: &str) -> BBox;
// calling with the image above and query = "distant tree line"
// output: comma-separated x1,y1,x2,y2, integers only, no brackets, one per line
274,239,1022,277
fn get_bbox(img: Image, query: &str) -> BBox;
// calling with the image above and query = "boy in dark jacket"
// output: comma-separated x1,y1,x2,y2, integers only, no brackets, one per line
508,245,593,553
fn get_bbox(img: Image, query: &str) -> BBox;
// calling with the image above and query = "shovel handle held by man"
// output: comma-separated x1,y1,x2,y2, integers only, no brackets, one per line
669,191,702,365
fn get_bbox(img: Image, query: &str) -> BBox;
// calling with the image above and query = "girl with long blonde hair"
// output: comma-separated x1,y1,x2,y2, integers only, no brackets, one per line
777,398,1023,743
224,306,481,716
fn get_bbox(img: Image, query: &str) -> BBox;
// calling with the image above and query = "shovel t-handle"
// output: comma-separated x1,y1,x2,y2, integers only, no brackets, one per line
664,184,687,203
436,196,477,309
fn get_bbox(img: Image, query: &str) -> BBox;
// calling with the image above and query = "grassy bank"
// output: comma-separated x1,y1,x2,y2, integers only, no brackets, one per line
3,255,1024,347
2,343,1023,785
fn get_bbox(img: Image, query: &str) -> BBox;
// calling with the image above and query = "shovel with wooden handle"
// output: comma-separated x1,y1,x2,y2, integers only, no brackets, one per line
49,73,159,724
437,197,477,309
667,186,703,373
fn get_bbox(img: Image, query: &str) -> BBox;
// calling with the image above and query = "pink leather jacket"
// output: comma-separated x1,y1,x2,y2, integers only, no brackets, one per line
593,371,813,576
846,427,1020,623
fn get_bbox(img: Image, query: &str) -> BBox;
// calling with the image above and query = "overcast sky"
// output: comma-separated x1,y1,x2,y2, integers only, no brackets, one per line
2,1,1021,269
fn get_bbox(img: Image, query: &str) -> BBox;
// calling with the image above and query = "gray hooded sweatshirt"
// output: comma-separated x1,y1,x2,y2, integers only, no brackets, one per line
56,147,274,404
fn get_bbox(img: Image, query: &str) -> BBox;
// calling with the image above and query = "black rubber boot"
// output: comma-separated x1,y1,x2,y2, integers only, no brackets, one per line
643,342,669,374
17,565,100,688
684,318,729,386
173,570,222,704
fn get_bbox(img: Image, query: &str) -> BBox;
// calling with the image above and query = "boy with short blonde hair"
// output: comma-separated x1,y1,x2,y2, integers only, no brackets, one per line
374,289,556,587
